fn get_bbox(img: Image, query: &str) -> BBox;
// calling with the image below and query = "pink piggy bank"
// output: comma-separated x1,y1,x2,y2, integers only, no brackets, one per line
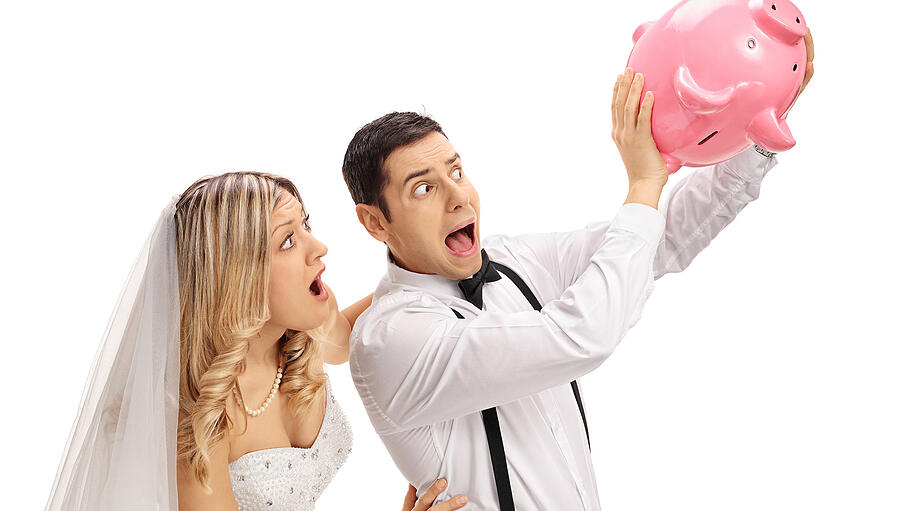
627,0,808,173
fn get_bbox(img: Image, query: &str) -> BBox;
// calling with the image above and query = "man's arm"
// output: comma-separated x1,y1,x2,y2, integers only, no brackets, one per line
506,145,777,291
654,146,776,278
350,68,667,433
657,26,813,276
350,202,664,432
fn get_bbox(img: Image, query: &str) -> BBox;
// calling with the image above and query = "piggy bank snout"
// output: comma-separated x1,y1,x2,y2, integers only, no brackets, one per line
750,0,807,44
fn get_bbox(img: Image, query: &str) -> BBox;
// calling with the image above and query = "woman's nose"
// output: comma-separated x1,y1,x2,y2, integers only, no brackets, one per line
306,235,328,264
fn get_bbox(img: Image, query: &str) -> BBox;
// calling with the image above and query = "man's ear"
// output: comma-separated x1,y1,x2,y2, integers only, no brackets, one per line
355,203,390,243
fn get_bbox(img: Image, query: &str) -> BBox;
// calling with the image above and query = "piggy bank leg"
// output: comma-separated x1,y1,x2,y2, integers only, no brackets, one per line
633,21,654,44
663,153,683,174
747,108,796,153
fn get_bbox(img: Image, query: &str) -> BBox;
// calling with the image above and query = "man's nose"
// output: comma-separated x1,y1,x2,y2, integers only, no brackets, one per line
446,181,470,211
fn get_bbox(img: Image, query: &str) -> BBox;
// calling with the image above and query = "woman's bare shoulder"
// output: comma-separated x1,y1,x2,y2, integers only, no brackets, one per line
176,409,241,511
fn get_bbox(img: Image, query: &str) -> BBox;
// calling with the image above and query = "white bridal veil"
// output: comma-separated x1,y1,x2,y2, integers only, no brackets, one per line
46,196,181,510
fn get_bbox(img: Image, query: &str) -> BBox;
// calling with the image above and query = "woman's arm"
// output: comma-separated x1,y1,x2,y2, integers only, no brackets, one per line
342,293,374,327
176,413,240,511
322,285,373,365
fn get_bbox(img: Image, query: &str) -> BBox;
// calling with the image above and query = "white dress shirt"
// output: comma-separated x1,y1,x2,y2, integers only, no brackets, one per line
350,148,778,510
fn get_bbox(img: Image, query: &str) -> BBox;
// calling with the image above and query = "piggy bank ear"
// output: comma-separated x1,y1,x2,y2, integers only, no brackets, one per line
747,108,796,152
673,67,735,115
633,22,654,44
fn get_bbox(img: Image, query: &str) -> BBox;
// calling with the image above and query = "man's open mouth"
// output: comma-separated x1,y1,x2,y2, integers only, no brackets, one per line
309,268,328,301
444,218,478,257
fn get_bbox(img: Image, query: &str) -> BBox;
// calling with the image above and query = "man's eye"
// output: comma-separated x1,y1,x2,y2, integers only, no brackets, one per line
414,183,430,196
452,168,462,179
281,234,294,250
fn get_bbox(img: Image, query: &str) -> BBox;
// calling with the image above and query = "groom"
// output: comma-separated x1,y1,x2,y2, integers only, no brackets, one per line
341,63,812,509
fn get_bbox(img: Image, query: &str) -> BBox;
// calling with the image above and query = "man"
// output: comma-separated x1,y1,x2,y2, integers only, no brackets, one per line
342,55,813,509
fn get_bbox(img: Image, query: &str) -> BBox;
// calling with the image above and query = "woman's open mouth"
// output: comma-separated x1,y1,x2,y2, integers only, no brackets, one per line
444,218,478,257
309,268,328,301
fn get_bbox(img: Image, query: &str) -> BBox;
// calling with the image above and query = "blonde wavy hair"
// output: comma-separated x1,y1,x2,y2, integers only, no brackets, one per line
174,171,327,492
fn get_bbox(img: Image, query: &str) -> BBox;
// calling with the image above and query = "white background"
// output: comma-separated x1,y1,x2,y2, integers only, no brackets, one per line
2,0,908,509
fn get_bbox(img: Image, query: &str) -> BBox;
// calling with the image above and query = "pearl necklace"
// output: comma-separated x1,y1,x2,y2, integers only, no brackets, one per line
233,365,284,417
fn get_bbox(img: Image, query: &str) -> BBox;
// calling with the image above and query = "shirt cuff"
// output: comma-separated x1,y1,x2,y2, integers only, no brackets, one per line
608,202,665,248
718,145,779,183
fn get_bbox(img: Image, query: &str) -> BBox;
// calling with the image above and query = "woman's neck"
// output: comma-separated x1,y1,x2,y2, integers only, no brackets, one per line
245,322,285,371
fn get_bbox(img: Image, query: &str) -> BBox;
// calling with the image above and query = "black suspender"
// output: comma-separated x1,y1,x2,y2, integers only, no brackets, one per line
449,261,591,511
452,307,515,511
490,262,591,448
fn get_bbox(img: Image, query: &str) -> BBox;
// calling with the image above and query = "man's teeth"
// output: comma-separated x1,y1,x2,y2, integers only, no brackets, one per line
452,225,472,237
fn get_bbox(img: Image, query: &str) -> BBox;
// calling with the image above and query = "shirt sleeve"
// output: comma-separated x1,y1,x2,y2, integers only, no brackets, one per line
349,203,664,433
504,147,777,290
654,145,777,278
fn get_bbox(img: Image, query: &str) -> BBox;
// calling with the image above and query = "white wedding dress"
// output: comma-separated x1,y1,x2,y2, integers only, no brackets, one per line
45,199,354,511
228,375,353,511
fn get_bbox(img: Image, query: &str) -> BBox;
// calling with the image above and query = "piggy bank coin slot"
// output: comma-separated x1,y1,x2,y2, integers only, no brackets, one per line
698,131,719,145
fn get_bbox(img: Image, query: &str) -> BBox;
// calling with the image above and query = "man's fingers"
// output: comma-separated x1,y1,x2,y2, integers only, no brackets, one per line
611,74,622,132
615,68,633,130
805,27,814,62
637,90,654,135
803,26,813,86
791,29,813,101
613,71,628,131
624,72,645,129
430,495,468,511
797,60,814,99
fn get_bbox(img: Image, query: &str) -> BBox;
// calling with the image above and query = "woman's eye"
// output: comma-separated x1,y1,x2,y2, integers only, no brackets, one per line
280,234,294,250
452,168,462,179
414,183,430,196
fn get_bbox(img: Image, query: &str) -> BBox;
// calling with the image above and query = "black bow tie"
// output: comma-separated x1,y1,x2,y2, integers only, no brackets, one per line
457,249,502,309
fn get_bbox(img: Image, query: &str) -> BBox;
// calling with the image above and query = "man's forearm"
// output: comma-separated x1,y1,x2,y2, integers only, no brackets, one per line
653,146,777,279
625,178,666,210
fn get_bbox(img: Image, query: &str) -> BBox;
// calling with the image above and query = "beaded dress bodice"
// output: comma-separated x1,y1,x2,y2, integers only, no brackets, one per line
228,376,352,510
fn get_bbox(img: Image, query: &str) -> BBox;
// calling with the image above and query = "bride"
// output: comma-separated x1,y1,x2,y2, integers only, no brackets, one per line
45,171,467,510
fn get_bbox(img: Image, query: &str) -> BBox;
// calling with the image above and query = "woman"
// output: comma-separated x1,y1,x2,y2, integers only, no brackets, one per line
46,171,467,510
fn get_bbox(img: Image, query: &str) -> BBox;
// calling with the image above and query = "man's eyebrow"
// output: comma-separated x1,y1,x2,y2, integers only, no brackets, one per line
403,169,430,187
401,155,460,187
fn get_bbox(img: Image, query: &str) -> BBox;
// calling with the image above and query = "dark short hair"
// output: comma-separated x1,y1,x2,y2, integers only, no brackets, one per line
342,112,446,221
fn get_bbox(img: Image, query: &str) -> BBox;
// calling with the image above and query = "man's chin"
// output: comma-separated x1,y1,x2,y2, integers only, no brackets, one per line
446,250,483,280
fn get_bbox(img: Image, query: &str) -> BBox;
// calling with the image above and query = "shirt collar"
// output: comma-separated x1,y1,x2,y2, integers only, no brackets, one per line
385,248,463,299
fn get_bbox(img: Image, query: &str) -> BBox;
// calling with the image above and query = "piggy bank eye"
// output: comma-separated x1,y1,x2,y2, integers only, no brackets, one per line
793,64,798,71
747,39,756,49
796,17,801,23
771,4,776,10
